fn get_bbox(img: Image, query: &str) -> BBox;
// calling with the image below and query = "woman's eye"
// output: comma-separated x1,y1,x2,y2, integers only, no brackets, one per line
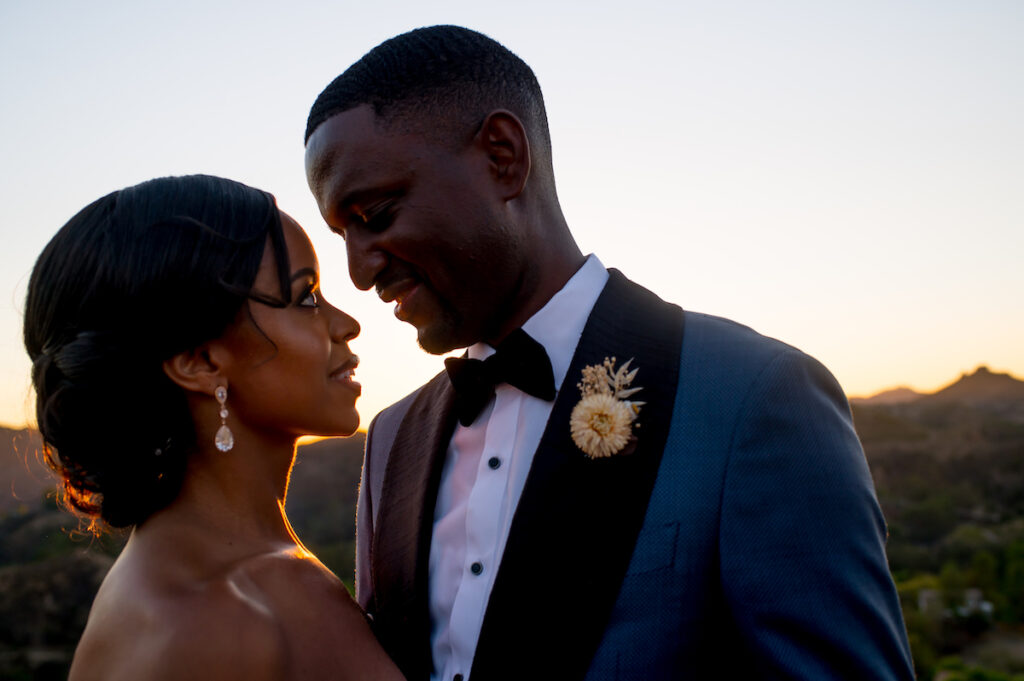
299,290,319,308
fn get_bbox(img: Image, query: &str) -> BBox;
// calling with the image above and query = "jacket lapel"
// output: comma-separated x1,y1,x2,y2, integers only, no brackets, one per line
471,270,685,680
371,372,456,681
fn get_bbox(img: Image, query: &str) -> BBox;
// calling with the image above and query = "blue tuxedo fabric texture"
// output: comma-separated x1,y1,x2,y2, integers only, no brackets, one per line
355,271,915,681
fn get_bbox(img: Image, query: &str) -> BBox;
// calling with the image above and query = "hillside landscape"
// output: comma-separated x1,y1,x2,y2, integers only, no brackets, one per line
2,366,1023,680
851,367,1024,680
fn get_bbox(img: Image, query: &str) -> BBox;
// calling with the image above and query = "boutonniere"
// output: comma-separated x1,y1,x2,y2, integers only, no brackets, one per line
569,357,644,459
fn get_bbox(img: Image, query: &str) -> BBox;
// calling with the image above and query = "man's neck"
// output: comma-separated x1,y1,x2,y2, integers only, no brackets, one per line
483,251,586,347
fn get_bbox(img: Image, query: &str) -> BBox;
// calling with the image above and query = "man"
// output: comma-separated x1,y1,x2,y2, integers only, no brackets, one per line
304,25,914,681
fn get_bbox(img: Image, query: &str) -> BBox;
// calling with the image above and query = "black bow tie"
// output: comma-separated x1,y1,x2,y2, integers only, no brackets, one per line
444,329,556,427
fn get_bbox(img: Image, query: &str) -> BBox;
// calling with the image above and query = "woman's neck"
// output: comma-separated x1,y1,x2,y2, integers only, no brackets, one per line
138,433,301,558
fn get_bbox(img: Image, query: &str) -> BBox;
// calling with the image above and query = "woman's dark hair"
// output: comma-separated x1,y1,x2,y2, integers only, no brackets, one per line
23,174,291,532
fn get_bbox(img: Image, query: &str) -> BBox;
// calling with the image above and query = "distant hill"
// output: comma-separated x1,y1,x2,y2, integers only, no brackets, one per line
4,367,1023,680
851,366,1024,419
851,366,1024,553
921,366,1024,409
0,427,51,515
0,427,365,519
0,431,367,680
285,434,367,580
850,386,925,406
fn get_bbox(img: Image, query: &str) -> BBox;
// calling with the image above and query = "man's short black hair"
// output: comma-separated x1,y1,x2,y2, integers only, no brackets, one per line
304,25,550,154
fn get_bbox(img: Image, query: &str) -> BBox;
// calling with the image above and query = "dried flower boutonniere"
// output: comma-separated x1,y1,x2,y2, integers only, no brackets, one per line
569,357,644,458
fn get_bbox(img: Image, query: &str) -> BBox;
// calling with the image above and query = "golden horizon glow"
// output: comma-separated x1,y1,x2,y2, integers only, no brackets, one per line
1,2,1021,432
5,360,1021,434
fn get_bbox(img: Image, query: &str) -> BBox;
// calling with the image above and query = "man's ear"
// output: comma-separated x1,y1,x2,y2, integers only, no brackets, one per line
162,345,223,395
475,110,531,200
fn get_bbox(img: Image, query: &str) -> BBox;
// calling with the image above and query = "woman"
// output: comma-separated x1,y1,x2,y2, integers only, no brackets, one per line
23,175,404,681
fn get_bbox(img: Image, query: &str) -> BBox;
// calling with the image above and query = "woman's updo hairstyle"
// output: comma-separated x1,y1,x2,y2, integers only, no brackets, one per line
23,175,291,531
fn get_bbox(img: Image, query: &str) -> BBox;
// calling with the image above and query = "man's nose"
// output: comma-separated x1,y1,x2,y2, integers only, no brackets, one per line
345,231,388,291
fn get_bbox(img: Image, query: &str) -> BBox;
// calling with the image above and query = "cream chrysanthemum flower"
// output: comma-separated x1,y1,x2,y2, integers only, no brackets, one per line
570,392,635,459
570,356,643,458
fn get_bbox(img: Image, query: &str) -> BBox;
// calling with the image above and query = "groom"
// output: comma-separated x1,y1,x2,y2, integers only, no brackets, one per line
304,25,914,681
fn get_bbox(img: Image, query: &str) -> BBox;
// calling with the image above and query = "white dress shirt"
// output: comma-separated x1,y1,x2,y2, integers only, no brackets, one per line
428,255,609,681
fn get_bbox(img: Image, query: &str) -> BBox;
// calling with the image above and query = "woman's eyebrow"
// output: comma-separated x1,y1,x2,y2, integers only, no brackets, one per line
290,267,318,283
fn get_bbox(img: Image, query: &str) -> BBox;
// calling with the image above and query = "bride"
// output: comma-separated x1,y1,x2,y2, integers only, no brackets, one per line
23,175,404,680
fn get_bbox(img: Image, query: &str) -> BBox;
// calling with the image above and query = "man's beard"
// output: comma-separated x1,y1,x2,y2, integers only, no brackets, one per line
415,304,467,355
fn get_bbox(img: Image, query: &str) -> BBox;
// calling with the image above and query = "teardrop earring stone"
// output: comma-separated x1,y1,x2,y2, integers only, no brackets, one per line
215,424,234,452
213,386,234,452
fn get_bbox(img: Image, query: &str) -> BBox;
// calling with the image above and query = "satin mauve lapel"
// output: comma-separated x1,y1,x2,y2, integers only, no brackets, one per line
471,270,685,681
371,372,456,681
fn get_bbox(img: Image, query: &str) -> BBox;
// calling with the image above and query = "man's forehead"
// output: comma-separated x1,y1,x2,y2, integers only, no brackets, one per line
305,108,432,220
304,107,381,204
305,109,365,178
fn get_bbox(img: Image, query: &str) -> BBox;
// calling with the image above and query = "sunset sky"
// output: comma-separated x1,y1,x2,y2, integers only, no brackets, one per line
1,1,1021,431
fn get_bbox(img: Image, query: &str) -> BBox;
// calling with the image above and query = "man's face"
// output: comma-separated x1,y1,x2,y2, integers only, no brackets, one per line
305,105,527,354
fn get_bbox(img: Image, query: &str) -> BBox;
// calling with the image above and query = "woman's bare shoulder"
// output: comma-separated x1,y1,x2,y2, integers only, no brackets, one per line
231,547,355,610
70,561,287,681
229,548,404,679
70,546,402,681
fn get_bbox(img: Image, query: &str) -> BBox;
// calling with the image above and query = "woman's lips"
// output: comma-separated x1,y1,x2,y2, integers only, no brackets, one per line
330,356,362,395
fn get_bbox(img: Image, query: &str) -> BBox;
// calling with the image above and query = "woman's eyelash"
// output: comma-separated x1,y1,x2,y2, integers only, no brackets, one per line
298,285,319,307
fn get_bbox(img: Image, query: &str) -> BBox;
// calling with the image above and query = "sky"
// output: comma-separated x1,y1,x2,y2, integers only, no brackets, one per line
1,0,1021,430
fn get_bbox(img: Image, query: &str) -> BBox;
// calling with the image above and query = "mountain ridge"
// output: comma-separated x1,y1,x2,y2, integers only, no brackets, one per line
850,366,1024,408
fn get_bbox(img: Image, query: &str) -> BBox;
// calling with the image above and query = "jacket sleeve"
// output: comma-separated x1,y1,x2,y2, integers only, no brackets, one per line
354,391,421,613
355,415,378,612
719,349,915,680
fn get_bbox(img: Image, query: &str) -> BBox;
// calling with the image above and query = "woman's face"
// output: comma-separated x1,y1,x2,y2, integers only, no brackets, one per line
216,213,362,440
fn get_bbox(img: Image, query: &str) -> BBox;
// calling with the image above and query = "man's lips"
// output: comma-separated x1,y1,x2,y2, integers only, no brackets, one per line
376,275,418,304
377,276,422,321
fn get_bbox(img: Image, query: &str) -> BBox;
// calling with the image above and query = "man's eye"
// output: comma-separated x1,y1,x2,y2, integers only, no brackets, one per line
365,210,393,232
355,202,395,233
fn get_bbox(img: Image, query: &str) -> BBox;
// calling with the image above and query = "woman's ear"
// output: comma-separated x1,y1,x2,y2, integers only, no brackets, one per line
162,345,222,395
475,110,531,200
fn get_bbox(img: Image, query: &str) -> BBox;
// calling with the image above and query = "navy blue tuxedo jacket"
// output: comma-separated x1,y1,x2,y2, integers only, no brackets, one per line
355,270,914,680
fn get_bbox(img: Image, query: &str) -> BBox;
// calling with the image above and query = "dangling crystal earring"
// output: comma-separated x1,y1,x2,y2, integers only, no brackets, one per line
214,385,234,452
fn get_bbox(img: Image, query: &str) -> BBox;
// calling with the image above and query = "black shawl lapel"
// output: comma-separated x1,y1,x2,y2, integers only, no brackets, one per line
470,270,685,680
371,372,457,681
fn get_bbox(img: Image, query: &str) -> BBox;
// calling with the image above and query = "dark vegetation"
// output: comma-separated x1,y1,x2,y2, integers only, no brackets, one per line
853,367,1024,680
0,432,364,680
1,366,1022,680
